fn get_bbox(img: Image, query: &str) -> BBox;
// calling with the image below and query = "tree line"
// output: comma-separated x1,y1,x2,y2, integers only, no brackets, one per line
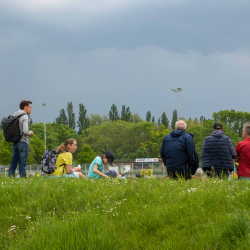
53,102,181,133
0,105,249,165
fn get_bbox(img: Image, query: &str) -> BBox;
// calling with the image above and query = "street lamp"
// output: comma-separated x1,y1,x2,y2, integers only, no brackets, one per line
171,88,182,120
42,103,46,151
121,154,127,167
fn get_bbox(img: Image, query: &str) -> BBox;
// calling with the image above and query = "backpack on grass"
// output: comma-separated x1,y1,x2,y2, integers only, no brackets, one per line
41,150,59,174
2,114,26,143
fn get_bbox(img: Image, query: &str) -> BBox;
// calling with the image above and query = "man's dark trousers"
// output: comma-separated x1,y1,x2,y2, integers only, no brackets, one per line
203,167,229,178
9,141,29,177
168,165,191,180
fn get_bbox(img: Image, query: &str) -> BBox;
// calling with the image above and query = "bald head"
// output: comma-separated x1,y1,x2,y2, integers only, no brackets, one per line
175,120,187,131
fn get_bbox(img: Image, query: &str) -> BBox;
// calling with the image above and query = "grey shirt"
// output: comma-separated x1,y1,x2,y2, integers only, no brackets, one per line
13,110,31,144
201,130,237,159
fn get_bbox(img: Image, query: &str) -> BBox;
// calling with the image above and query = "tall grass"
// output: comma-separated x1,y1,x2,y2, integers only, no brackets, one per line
1,177,250,249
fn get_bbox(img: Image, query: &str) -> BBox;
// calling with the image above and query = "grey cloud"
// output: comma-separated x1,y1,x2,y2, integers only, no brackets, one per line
1,0,250,53
0,0,250,125
1,47,250,124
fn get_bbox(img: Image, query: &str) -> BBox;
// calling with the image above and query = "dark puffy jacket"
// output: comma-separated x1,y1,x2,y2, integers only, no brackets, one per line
202,131,236,170
160,130,195,173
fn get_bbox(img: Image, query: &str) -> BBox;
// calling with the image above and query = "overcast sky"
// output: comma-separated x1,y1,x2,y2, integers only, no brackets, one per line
0,0,250,125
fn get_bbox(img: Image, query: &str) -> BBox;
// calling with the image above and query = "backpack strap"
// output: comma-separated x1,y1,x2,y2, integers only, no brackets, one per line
57,150,69,154
16,113,27,137
16,113,26,119
54,151,68,169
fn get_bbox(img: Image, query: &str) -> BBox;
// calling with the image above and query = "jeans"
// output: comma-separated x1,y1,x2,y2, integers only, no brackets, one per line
103,170,118,178
63,172,79,178
9,141,29,178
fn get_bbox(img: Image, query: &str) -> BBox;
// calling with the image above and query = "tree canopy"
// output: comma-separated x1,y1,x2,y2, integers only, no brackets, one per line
146,111,151,122
77,104,89,134
67,102,76,130
171,109,177,130
161,112,169,128
120,105,131,122
109,104,119,121
213,109,250,136
55,109,68,125
0,108,246,164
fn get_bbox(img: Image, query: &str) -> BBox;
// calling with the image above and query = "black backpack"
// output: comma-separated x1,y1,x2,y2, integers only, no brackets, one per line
2,114,26,143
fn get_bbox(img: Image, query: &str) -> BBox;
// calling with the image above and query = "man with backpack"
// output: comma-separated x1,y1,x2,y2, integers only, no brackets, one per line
8,100,34,177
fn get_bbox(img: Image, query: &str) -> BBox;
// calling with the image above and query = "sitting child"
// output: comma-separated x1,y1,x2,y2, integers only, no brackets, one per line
51,139,86,178
88,150,118,179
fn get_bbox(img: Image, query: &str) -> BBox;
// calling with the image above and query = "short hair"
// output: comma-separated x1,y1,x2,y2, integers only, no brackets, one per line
243,123,250,136
20,100,32,110
175,120,187,130
213,122,223,130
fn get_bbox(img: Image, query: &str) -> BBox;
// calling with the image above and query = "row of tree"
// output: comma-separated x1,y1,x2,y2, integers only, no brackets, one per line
0,109,249,165
54,102,182,133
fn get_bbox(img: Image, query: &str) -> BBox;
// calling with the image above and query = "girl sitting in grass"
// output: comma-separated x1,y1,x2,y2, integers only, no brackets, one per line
51,139,86,179
88,150,119,179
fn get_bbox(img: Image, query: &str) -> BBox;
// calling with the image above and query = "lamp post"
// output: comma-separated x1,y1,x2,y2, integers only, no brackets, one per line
121,154,127,167
171,88,182,120
42,103,46,151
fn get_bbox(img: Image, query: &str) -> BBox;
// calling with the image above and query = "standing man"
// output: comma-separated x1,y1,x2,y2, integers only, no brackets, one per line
9,100,34,177
236,123,250,180
160,120,196,180
201,122,236,178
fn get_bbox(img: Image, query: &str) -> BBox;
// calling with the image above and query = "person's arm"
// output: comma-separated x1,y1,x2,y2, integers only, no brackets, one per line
115,170,119,178
66,164,75,174
72,167,81,172
64,153,74,174
186,134,195,166
22,115,33,136
93,163,109,178
229,139,237,159
72,167,86,178
235,142,241,162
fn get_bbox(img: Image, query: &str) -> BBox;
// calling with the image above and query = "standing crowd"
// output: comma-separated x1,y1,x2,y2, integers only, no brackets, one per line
4,100,250,180
161,120,250,180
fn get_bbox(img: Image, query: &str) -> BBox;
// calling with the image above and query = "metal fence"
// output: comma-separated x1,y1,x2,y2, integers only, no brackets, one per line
0,163,168,178
0,163,236,178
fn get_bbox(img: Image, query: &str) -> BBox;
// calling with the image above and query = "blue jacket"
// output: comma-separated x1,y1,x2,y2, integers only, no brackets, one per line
201,130,236,170
160,130,195,173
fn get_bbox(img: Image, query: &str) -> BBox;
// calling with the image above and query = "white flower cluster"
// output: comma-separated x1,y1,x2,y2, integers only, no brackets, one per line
26,215,31,220
8,225,19,235
187,188,197,193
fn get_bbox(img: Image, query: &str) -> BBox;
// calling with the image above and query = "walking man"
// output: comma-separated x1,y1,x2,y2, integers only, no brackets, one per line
201,122,236,178
160,120,196,180
9,100,34,177
235,123,250,180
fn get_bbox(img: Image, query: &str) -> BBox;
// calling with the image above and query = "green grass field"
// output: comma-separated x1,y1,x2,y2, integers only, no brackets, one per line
1,176,250,250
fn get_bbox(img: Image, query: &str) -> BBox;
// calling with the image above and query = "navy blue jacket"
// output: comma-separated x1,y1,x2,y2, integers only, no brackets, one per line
160,130,195,173
201,130,236,170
